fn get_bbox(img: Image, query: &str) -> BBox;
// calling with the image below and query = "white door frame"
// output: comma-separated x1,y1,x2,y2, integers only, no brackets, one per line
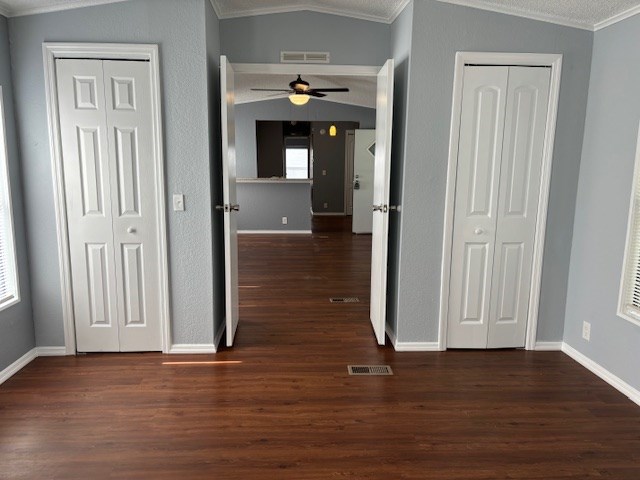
43,43,171,354
438,52,563,352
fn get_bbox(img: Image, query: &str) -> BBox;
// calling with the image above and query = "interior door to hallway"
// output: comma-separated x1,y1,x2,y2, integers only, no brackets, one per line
447,65,551,349
57,58,163,352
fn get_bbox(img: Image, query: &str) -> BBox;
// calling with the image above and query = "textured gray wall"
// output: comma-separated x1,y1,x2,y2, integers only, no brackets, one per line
564,15,640,390
205,0,225,346
9,0,216,346
236,98,376,178
0,15,35,371
237,182,312,231
395,0,593,343
386,0,413,340
220,11,390,65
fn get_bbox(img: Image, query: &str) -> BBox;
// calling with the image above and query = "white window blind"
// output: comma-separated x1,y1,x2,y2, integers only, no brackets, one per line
618,123,640,327
0,86,19,311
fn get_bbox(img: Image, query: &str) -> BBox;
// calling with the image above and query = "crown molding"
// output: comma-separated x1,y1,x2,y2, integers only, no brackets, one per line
594,3,640,31
3,0,128,17
210,0,410,24
435,0,593,31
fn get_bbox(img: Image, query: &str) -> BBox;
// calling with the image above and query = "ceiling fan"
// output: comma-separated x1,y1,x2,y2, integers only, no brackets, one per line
251,75,349,105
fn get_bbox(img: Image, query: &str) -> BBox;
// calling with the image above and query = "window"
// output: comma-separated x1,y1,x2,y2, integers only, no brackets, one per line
0,87,19,311
618,123,640,327
284,136,310,179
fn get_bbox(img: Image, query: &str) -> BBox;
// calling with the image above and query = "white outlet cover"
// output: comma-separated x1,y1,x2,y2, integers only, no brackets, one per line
282,216,288,225
173,194,185,211
582,321,591,341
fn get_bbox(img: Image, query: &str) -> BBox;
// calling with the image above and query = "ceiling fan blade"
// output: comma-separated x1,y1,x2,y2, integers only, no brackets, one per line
308,91,327,98
250,88,292,92
310,88,350,93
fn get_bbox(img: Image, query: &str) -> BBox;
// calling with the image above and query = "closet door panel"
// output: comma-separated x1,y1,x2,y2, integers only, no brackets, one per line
487,67,551,348
448,66,509,349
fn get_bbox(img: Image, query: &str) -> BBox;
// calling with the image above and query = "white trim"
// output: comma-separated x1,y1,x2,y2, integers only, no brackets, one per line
594,4,640,31
435,0,591,31
562,343,640,407
0,348,37,386
534,341,563,351
438,52,563,352
3,0,128,17
616,122,640,328
169,344,218,354
0,87,21,313
233,63,381,77
238,230,312,235
210,0,411,24
36,346,68,356
43,43,171,354
394,341,440,352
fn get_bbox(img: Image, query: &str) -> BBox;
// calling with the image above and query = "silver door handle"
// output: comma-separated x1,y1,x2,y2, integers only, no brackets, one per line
127,227,136,234
474,228,484,235
230,204,240,212
372,204,388,213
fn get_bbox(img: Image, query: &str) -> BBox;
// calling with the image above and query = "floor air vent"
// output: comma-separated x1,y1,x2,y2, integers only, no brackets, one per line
348,365,393,376
330,297,360,303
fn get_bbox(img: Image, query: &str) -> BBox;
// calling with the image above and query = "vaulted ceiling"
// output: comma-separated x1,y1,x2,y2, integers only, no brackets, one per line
0,0,638,31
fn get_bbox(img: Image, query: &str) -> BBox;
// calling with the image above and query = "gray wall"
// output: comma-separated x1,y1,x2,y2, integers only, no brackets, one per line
386,0,414,340
205,0,225,346
236,98,376,178
220,11,390,65
237,182,312,231
394,0,593,343
9,0,218,346
0,15,35,371
564,15,640,390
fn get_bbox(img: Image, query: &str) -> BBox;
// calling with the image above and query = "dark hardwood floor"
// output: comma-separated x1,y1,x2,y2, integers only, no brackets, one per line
1,216,639,479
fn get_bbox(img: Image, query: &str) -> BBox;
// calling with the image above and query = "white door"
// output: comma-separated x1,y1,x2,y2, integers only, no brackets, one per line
57,58,163,352
352,129,376,234
369,59,394,345
345,130,355,216
220,56,240,347
447,66,551,349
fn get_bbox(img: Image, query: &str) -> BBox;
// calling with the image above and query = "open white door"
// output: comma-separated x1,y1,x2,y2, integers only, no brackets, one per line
369,59,394,345
221,56,240,346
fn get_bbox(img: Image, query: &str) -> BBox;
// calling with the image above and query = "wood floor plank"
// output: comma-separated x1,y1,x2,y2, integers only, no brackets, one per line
1,217,639,479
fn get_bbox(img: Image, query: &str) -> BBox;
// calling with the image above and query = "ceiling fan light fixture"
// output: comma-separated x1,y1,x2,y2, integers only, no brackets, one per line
289,94,310,106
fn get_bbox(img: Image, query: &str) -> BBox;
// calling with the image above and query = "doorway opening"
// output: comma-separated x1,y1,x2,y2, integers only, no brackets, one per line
219,59,395,349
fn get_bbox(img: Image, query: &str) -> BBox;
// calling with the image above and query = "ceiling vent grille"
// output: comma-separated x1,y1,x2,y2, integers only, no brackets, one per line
281,51,331,64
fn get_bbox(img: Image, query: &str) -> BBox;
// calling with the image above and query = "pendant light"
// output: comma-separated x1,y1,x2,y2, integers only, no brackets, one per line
329,124,337,137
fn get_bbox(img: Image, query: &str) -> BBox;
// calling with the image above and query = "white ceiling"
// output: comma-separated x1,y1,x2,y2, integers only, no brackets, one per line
235,73,376,108
0,0,638,31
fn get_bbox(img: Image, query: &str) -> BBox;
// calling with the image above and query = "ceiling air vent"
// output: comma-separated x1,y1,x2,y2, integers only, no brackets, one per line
281,51,330,64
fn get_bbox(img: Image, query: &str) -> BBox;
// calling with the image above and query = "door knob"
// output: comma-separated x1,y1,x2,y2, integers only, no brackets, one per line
372,204,388,213
127,227,136,234
474,228,484,235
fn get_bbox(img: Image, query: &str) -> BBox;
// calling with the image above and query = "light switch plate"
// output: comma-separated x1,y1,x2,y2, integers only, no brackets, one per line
173,194,185,211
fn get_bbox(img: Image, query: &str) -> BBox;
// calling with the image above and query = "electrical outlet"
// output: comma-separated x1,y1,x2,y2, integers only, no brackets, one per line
282,216,288,225
582,321,591,341
322,170,327,176
324,202,328,209
173,194,185,211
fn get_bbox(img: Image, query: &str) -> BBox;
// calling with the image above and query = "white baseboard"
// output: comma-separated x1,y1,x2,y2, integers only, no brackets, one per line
534,341,563,351
394,341,440,352
238,230,312,235
36,346,68,356
562,342,640,407
0,348,37,385
168,344,217,354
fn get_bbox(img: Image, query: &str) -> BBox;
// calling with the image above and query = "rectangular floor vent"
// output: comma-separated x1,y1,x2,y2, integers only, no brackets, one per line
348,365,393,376
330,297,360,303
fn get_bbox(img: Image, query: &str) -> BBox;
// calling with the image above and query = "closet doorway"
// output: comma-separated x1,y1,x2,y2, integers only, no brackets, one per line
439,52,563,350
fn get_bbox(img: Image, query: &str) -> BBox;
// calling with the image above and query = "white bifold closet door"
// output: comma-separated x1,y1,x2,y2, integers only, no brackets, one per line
447,66,551,349
56,59,162,352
